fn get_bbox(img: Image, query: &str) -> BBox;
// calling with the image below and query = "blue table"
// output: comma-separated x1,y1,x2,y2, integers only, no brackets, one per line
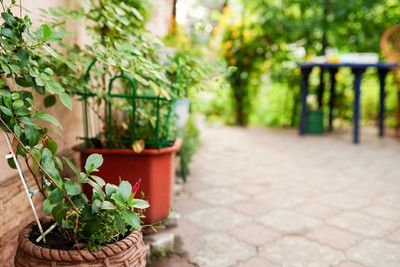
298,62,397,144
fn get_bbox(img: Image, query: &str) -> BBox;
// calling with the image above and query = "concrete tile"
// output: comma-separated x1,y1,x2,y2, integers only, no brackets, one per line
261,236,345,267
307,226,362,250
193,188,247,205
328,211,395,237
347,239,400,267
185,207,250,231
258,210,322,234
296,202,340,220
236,257,281,267
314,192,369,210
228,223,281,246
189,233,256,267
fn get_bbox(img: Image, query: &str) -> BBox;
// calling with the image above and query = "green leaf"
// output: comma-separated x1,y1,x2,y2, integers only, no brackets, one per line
7,157,16,169
65,180,81,196
16,48,29,68
1,13,17,27
15,77,32,87
84,153,103,172
51,204,68,225
1,64,10,74
43,199,56,215
12,100,24,109
81,205,95,220
111,193,126,205
121,210,141,229
47,138,58,154
90,175,105,188
63,157,79,176
119,180,132,202
45,79,63,94
18,116,36,126
128,199,150,209
2,28,18,41
105,183,118,199
0,106,12,116
31,148,41,173
35,112,62,129
59,92,72,110
91,199,101,213
101,200,115,210
11,92,20,100
24,125,39,146
36,24,52,40
49,188,64,204
54,156,63,171
44,95,56,107
83,218,100,235
71,193,88,209
13,124,21,137
115,213,126,235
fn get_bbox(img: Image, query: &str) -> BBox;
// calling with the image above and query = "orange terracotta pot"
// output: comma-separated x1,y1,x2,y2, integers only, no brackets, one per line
74,138,182,224
14,221,146,267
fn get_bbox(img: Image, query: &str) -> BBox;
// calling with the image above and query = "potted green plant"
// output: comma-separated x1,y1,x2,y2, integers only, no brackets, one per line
0,4,148,266
43,1,182,224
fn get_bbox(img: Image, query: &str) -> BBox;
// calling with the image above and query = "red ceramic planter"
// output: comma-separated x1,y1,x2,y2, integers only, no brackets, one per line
74,138,182,224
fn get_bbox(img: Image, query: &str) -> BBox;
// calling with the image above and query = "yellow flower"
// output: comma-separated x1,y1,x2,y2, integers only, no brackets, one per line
232,30,240,39
225,40,233,49
243,29,250,38
229,58,236,65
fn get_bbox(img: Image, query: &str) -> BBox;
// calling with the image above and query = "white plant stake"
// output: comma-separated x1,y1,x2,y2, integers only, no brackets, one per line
3,132,56,243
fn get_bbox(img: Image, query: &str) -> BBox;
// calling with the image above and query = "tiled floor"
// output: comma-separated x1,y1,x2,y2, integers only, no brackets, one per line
171,126,400,267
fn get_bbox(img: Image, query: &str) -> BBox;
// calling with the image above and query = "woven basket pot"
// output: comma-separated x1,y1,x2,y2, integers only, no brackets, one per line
14,221,147,267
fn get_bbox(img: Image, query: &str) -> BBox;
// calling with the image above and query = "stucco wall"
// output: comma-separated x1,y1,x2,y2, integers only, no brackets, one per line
0,0,172,265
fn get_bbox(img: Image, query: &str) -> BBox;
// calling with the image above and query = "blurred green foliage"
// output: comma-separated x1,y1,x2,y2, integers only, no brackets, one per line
203,0,400,128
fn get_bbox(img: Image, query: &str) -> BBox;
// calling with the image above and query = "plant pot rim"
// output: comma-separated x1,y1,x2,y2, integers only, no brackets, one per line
73,138,182,155
17,220,144,262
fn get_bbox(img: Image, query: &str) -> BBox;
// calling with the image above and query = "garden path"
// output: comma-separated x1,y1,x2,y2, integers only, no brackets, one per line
170,126,400,267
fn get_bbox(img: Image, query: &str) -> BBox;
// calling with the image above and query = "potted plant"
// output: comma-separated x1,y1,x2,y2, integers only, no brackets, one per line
0,3,148,265
43,1,183,224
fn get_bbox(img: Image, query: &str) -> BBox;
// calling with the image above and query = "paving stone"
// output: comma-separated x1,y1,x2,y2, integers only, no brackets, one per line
258,210,322,234
347,239,400,267
198,174,242,187
261,236,345,267
189,233,256,267
173,197,209,214
363,204,400,221
296,202,340,220
236,257,281,267
185,207,250,231
229,199,274,216
307,226,362,250
377,193,400,209
193,188,247,205
231,184,267,195
254,191,306,208
328,211,395,237
228,223,281,247
385,228,400,243
335,261,364,267
314,192,369,210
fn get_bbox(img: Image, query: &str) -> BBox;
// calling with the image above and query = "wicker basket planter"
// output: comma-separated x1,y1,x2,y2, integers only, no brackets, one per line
14,221,147,267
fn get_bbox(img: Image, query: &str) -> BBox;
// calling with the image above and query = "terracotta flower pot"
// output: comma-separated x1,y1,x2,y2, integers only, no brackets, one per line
74,138,182,224
14,221,147,267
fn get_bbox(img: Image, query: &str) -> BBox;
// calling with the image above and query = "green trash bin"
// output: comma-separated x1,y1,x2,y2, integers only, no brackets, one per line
306,110,324,134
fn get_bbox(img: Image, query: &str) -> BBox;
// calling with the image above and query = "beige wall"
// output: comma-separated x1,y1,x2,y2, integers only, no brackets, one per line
0,1,173,265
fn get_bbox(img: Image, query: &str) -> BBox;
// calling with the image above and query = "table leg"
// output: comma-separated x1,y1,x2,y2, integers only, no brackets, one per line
318,67,324,108
300,67,312,135
352,68,366,144
378,69,389,137
328,68,338,132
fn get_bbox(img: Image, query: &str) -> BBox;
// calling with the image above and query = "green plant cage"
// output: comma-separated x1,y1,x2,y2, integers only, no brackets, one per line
306,110,324,134
78,59,177,149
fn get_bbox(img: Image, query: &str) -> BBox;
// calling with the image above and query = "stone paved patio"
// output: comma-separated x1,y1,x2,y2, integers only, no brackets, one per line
171,126,400,267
